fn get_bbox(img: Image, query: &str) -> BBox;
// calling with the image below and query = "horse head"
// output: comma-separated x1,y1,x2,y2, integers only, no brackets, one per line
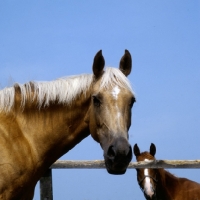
85,50,135,175
134,143,157,199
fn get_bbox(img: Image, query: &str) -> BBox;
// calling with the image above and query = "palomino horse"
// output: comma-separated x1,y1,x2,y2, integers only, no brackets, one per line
134,143,200,200
0,50,135,199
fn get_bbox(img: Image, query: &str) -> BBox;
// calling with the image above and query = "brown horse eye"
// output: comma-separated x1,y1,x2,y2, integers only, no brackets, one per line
92,96,101,107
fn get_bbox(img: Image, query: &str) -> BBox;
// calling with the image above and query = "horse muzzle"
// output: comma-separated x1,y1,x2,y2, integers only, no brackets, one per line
144,187,156,200
144,193,157,200
103,137,132,175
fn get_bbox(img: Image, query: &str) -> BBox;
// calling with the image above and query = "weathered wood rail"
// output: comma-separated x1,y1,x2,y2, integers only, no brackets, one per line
40,159,200,200
50,159,200,169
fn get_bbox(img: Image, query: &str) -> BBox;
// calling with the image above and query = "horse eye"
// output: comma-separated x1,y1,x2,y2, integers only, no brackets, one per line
92,95,101,107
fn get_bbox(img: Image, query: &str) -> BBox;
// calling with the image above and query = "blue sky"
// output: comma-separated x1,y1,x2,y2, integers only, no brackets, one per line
0,1,200,199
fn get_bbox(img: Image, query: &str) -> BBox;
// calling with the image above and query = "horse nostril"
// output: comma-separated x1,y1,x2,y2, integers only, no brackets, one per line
107,145,116,159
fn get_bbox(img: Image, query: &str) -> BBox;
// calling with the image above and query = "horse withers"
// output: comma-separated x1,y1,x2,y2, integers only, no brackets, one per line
0,50,135,199
133,143,200,200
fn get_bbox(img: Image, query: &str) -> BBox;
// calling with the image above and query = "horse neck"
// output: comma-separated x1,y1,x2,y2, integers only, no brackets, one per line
156,169,179,200
0,81,93,199
14,90,91,169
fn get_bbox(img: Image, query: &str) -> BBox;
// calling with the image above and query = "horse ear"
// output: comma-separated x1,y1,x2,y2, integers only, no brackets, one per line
119,49,132,76
150,143,156,157
133,143,140,156
92,50,105,78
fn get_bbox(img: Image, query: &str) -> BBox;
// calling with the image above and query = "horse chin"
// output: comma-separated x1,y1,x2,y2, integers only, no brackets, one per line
106,168,126,175
104,159,129,175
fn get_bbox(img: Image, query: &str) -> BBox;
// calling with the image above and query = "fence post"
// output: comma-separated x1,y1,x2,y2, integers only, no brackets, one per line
40,169,53,200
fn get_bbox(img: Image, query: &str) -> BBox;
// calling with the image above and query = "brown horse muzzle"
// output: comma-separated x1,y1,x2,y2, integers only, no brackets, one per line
103,137,132,175
144,192,157,200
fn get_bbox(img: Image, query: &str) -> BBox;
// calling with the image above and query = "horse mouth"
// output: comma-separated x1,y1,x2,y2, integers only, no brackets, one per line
144,193,157,200
104,159,130,175
107,168,126,175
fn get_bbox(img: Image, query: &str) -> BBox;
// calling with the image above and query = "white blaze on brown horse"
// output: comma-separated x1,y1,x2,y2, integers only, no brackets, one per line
134,143,200,200
0,50,135,199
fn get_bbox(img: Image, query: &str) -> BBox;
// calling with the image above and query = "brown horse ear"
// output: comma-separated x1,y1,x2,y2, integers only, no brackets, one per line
150,143,156,157
133,143,140,156
92,50,105,78
119,49,132,76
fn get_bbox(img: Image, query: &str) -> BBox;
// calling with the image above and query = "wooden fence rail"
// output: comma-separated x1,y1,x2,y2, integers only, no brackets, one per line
40,160,200,200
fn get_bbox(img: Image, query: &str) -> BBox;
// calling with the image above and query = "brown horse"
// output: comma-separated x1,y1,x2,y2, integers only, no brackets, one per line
0,50,135,200
133,143,200,200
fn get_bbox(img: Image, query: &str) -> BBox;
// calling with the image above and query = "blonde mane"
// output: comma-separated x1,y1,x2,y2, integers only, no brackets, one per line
0,67,133,112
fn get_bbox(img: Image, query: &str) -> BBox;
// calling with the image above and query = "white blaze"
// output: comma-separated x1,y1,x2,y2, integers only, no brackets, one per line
111,86,120,100
111,86,122,129
143,159,154,197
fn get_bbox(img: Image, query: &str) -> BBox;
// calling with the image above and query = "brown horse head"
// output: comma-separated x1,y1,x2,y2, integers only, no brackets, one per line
86,50,135,174
134,143,157,199
0,50,136,199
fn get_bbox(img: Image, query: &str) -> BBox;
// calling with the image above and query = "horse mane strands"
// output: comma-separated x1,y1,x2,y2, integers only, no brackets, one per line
0,74,93,112
0,87,15,112
140,152,155,160
0,67,134,113
33,74,94,108
100,68,134,94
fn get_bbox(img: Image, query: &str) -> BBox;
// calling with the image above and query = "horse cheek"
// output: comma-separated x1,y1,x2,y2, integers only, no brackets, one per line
88,111,100,143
